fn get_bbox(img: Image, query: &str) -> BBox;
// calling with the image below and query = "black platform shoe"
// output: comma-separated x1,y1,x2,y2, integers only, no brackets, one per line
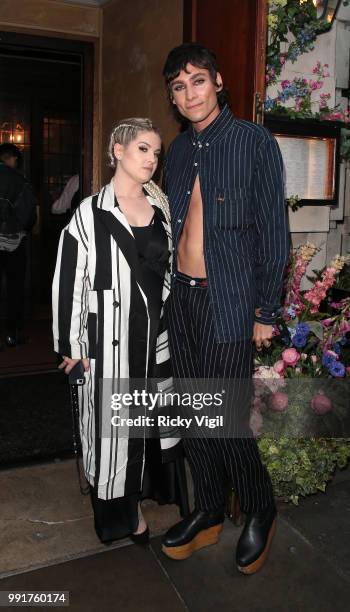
162,508,225,561
130,525,150,546
236,504,277,575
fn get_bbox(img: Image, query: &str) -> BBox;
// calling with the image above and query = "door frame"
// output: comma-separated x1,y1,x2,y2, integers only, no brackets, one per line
183,0,268,120
0,30,94,198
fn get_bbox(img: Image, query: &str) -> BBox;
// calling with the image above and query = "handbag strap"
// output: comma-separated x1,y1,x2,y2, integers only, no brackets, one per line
69,383,90,496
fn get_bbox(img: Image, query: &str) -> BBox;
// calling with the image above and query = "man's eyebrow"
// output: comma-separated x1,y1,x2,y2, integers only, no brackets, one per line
171,72,207,86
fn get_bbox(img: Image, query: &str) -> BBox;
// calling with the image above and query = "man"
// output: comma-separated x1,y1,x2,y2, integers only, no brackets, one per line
161,43,289,574
51,174,80,216
0,143,37,346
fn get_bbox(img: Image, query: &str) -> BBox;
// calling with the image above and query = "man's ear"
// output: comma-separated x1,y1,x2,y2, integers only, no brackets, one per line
215,72,223,92
114,143,123,161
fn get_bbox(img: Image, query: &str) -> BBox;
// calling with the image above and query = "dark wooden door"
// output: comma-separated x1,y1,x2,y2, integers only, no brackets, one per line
184,0,267,121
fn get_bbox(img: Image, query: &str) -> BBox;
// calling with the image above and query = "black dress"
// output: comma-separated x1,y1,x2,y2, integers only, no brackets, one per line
90,206,188,542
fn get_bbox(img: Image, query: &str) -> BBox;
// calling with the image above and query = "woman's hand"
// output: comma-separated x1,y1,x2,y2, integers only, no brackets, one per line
58,356,90,374
252,322,273,352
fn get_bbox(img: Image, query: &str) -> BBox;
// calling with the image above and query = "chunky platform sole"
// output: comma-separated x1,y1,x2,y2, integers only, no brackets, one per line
237,518,277,575
162,523,224,560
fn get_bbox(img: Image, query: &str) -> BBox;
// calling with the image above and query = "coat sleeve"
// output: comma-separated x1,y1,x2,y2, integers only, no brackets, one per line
52,206,90,359
253,132,290,325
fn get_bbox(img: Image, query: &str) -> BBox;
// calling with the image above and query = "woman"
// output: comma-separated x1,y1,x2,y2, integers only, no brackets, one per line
52,118,187,543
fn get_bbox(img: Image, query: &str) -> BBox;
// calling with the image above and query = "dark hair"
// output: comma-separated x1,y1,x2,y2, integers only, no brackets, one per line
163,43,229,111
0,143,22,168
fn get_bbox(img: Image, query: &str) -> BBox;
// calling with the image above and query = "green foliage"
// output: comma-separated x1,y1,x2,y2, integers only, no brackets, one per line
266,0,328,85
341,129,350,162
258,437,350,503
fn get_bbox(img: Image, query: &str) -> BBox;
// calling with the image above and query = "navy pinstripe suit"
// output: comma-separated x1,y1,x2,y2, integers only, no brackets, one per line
163,106,290,513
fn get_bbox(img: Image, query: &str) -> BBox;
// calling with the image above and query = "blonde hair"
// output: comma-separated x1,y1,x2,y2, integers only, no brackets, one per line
107,117,161,169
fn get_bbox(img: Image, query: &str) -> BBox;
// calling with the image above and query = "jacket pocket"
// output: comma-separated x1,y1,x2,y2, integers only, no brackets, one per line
214,186,253,230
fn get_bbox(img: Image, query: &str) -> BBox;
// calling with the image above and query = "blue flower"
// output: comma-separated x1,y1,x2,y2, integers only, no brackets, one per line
334,343,342,355
287,307,296,318
292,334,307,348
296,323,310,337
288,326,297,339
265,98,276,111
339,336,348,346
329,361,346,377
322,353,335,368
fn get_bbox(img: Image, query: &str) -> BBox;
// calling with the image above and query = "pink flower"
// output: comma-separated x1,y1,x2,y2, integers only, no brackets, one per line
273,360,285,376
322,318,333,327
281,79,290,89
250,409,264,437
269,392,289,412
311,393,332,415
311,355,318,364
310,80,319,91
282,348,301,367
280,56,286,65
265,75,270,84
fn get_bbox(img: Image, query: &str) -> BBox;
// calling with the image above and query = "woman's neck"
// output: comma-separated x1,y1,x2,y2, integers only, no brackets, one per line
113,170,144,199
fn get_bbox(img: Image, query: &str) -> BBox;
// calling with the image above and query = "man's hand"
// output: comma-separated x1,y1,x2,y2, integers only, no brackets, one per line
252,322,273,352
58,356,90,374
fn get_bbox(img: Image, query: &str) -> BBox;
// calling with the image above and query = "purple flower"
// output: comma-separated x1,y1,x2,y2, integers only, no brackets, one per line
329,361,346,377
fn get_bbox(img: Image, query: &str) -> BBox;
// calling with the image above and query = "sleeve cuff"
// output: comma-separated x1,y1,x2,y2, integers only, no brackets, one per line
254,306,279,325
56,340,88,359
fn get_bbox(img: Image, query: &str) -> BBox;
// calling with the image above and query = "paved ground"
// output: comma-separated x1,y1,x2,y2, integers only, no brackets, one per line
1,460,349,611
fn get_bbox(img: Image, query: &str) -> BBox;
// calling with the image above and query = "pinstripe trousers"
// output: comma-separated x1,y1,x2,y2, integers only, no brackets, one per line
166,275,274,514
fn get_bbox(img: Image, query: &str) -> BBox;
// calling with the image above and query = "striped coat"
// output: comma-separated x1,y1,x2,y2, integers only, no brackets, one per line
52,179,178,500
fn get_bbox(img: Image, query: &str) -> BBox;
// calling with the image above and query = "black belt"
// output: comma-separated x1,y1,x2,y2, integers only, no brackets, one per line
175,271,208,288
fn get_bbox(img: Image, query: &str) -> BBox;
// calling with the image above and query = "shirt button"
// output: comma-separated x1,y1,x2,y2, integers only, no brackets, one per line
190,280,196,286
113,300,119,308
198,144,202,148
187,190,191,195
206,142,209,147
177,219,181,223
112,340,119,346
194,162,198,167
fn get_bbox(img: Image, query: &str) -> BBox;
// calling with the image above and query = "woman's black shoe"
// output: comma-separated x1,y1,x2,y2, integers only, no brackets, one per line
236,504,277,574
162,508,225,560
130,525,150,545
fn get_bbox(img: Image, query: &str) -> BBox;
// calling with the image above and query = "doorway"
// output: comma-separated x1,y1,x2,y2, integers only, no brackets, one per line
0,31,93,374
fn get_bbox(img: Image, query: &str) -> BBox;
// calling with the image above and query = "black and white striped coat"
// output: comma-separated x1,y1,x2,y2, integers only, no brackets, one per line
52,180,179,500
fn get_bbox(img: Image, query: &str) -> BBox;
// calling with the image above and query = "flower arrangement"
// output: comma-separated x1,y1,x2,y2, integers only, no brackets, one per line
265,61,349,123
255,244,350,502
266,0,329,87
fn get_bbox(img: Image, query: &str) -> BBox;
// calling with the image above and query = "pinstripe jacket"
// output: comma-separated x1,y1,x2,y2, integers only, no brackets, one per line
163,105,290,343
52,180,179,500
